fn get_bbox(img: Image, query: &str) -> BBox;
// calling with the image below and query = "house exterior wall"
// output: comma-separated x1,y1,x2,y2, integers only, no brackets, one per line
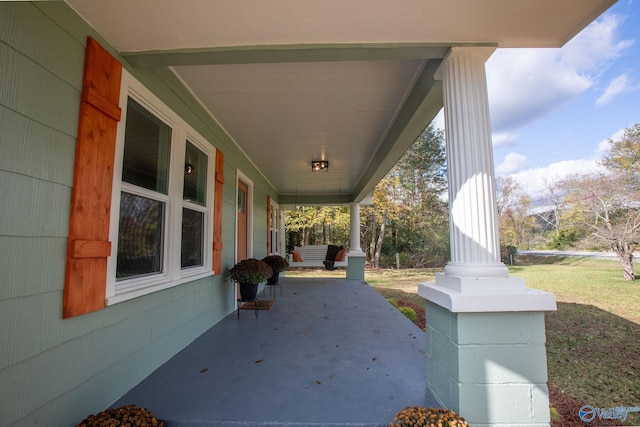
0,3,275,426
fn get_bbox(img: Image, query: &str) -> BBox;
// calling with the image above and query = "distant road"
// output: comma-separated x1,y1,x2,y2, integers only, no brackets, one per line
517,250,619,259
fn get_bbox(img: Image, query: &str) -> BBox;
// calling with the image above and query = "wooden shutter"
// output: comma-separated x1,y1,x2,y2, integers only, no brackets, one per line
212,149,224,274
63,37,122,318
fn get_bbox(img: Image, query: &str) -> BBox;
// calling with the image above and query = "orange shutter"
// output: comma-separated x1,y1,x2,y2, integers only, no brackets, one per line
212,149,224,274
266,195,271,254
63,37,122,318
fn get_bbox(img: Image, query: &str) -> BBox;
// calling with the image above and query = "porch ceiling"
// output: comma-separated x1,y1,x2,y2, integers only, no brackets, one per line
66,0,615,204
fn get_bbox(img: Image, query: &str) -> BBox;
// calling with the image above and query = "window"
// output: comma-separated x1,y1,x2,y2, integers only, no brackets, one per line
181,141,208,269
116,98,171,279
107,71,215,304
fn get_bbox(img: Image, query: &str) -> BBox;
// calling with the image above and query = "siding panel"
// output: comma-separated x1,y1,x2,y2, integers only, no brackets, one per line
0,236,66,299
0,43,80,137
0,106,76,185
0,2,84,87
0,171,71,237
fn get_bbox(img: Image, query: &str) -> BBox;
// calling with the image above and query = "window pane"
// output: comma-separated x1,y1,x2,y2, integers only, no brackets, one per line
238,188,246,214
183,141,208,206
122,97,171,194
117,192,164,279
181,208,204,268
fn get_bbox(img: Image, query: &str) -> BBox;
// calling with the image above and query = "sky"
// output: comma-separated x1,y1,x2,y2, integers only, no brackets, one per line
434,0,639,203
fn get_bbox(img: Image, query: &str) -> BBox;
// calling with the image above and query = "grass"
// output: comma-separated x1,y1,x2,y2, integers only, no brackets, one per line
287,257,640,425
511,256,640,426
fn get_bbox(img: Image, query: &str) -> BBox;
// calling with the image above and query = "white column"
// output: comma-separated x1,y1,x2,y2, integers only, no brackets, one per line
347,202,365,280
439,47,507,279
419,47,556,427
349,202,364,255
420,46,556,309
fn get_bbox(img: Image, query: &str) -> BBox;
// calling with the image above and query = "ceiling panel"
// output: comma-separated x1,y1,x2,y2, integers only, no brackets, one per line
173,60,426,196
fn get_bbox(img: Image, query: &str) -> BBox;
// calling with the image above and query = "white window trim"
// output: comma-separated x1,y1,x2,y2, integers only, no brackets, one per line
269,199,281,256
106,70,215,305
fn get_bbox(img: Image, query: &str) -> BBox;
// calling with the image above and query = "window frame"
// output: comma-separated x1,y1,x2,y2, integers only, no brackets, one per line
106,70,215,304
269,199,281,255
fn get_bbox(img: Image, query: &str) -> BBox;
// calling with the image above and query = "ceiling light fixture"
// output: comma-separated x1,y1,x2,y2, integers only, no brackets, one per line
311,160,329,172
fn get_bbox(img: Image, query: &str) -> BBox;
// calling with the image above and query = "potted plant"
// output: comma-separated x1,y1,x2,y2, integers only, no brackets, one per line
261,254,289,285
390,406,469,427
226,258,273,301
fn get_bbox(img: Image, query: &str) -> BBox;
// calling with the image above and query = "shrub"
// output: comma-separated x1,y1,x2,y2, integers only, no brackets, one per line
399,306,417,323
226,258,273,284
262,254,289,272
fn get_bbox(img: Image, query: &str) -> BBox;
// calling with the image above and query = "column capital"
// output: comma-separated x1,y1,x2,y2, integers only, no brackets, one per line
434,46,496,80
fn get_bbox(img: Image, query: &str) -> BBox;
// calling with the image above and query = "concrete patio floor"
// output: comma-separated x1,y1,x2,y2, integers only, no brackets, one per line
113,277,438,426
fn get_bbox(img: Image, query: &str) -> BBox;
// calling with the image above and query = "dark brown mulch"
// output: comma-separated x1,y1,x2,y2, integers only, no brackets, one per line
394,302,625,427
548,383,623,426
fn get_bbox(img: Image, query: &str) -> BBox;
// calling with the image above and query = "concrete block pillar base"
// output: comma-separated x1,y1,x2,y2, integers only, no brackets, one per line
346,253,365,281
424,300,552,426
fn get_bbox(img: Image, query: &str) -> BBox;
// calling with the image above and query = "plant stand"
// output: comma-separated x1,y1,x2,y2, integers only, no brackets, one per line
263,272,282,298
237,297,259,319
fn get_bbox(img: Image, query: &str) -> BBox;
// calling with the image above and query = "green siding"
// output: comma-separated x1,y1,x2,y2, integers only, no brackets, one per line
0,42,81,137
0,171,71,237
0,107,76,185
0,2,277,426
0,237,66,300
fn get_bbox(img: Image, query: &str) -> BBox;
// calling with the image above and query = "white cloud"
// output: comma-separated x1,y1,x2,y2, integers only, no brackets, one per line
506,159,606,198
596,73,635,105
496,153,528,175
486,13,633,133
597,126,629,152
432,108,445,130
492,131,519,147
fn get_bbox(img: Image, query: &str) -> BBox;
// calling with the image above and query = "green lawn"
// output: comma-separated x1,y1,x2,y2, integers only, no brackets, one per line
511,256,640,425
287,257,640,425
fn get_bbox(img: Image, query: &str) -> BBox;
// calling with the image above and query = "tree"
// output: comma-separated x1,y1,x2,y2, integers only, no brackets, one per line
560,172,640,280
496,177,537,250
600,123,640,179
362,125,448,267
361,175,399,267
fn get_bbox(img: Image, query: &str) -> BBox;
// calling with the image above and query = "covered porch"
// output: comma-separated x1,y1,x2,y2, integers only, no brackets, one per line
0,2,617,426
113,277,436,426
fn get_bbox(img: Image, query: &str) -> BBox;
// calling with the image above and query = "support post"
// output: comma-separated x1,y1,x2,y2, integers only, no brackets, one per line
419,47,556,426
347,202,365,280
